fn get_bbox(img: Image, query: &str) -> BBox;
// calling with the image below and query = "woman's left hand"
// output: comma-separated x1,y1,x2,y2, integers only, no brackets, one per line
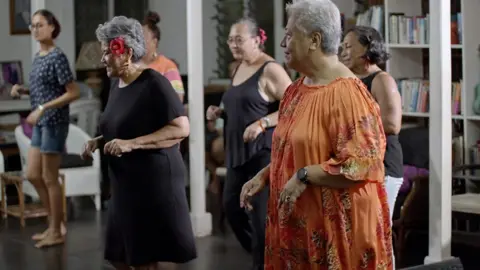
103,139,136,157
26,108,44,125
243,121,264,142
278,175,307,217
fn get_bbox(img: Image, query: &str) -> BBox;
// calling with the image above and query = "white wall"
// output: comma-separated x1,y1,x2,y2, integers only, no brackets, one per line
149,0,217,81
42,0,76,74
0,0,75,86
332,0,355,19
0,0,32,84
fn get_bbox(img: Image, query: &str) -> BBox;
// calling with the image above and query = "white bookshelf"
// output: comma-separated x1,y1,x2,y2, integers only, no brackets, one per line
381,0,480,186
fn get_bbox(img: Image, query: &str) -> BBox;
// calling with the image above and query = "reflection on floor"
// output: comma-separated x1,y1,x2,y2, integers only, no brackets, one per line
2,195,476,270
0,200,250,270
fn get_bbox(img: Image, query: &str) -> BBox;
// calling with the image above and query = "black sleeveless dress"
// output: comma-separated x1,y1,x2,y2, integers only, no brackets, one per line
222,61,279,168
361,71,403,178
221,61,278,269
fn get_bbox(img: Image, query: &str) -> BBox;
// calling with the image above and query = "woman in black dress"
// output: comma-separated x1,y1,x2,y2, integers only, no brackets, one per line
81,16,196,270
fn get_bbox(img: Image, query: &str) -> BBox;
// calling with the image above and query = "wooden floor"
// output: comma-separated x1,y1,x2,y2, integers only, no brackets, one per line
0,196,476,270
0,198,250,270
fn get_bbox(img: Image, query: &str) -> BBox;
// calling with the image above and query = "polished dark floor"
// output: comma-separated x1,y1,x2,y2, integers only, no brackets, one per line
0,199,250,270
1,197,477,270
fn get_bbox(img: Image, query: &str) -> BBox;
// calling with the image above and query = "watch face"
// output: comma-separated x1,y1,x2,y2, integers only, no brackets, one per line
298,168,307,182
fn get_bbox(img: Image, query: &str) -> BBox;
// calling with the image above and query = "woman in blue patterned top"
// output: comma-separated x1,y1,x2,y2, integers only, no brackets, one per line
10,9,80,248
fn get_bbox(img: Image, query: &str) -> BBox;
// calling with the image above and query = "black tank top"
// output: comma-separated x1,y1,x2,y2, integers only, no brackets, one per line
361,71,403,178
222,61,279,168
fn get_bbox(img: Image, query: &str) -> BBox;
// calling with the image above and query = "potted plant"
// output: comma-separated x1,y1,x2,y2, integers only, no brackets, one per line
211,0,244,79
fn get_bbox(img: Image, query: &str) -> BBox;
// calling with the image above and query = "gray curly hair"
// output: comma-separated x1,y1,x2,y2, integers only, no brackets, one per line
286,0,342,55
95,16,146,62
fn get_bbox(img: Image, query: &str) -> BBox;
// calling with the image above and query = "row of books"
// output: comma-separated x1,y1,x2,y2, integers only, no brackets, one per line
398,79,462,115
356,6,384,35
388,13,462,45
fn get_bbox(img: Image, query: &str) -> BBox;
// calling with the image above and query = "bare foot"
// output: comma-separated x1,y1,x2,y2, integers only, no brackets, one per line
32,228,49,241
32,223,67,241
34,232,64,248
61,222,67,236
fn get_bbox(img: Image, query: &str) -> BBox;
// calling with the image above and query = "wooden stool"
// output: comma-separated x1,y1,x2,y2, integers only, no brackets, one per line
0,171,66,227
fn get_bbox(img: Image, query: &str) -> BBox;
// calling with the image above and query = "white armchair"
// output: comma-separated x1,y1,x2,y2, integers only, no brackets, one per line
15,124,101,210
69,98,101,138
0,150,4,173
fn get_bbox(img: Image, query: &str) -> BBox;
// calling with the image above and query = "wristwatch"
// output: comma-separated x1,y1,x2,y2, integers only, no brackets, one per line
38,104,45,111
296,167,309,184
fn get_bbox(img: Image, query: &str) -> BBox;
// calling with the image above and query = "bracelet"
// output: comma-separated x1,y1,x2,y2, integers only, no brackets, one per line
262,117,270,128
257,120,266,132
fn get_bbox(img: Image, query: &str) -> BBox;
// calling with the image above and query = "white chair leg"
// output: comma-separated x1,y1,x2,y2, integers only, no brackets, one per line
94,195,101,211
205,170,210,190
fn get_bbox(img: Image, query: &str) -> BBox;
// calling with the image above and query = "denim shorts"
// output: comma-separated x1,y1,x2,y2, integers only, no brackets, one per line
31,124,69,153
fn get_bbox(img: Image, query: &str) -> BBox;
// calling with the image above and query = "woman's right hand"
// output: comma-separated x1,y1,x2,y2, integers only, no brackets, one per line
81,139,99,160
206,105,223,121
10,84,28,98
240,173,267,210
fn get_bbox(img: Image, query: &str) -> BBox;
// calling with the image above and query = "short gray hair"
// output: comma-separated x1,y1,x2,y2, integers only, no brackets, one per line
234,17,265,50
286,0,342,55
95,16,146,62
235,17,259,37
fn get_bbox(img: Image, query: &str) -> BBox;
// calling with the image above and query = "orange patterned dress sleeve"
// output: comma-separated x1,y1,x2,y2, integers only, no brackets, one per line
320,78,386,181
265,77,393,270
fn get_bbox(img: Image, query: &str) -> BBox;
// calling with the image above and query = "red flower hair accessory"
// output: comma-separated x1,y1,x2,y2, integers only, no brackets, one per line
259,28,267,44
110,37,126,55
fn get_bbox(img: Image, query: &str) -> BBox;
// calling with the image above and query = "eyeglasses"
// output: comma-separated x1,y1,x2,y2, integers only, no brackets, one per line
227,36,251,45
28,24,45,31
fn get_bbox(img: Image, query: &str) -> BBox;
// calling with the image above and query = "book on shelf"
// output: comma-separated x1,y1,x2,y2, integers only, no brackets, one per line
398,79,430,113
397,79,462,115
452,13,462,44
388,12,462,45
356,6,384,35
468,143,480,176
453,135,464,167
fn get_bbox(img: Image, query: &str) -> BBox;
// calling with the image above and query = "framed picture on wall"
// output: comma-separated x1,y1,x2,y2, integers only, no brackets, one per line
9,0,31,35
0,61,23,100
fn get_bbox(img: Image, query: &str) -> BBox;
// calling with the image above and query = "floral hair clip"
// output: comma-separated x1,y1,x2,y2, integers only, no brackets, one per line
259,28,267,44
110,37,126,55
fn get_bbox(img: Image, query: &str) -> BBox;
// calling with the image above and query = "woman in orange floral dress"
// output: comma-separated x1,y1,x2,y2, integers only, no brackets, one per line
240,0,393,269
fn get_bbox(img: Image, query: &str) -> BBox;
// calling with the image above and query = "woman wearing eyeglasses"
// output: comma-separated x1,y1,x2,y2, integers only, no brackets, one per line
10,9,80,248
206,18,291,270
